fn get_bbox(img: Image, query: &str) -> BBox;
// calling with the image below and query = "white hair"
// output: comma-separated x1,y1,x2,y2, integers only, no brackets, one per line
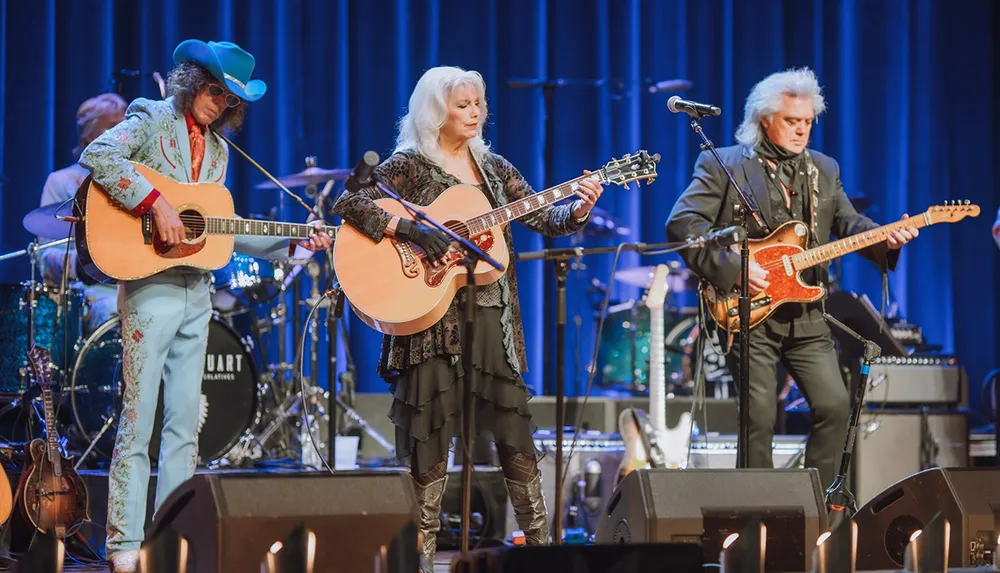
734,67,827,148
394,66,491,166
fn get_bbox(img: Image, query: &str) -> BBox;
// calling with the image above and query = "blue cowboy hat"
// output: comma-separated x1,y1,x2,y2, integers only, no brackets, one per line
173,39,267,102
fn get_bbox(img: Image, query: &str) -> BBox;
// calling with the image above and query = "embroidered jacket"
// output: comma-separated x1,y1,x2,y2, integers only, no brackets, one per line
332,150,588,377
80,97,293,263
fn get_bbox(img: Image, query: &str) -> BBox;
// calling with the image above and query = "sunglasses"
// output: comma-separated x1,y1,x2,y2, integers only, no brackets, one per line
208,84,242,108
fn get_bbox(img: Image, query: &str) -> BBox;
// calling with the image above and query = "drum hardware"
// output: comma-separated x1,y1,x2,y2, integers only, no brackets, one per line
73,414,114,471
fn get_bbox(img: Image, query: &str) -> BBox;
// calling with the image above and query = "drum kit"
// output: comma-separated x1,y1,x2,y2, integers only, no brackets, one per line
0,156,390,471
593,260,734,399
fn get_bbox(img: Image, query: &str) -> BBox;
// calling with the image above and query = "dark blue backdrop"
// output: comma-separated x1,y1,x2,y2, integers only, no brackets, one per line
1,0,997,421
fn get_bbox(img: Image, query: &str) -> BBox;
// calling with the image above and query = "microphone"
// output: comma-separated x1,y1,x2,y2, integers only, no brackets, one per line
648,79,693,93
697,225,746,249
344,150,380,193
667,95,722,118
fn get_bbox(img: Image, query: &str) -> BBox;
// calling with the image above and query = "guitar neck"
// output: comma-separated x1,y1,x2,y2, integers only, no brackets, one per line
792,214,931,271
648,310,666,432
41,386,61,477
464,172,605,234
204,217,337,240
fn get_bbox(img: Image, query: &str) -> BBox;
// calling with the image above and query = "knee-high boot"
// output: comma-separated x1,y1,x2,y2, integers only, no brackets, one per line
411,474,447,572
504,471,550,545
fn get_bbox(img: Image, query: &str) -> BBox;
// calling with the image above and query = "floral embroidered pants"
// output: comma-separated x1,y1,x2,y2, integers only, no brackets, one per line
105,272,212,557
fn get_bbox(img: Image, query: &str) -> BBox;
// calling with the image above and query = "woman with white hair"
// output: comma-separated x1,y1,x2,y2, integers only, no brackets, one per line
333,65,604,569
666,67,918,494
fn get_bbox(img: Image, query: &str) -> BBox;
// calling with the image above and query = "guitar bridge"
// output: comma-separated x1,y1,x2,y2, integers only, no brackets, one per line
142,213,153,245
727,295,772,317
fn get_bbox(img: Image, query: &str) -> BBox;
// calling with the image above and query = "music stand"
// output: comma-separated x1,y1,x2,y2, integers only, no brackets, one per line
824,291,907,357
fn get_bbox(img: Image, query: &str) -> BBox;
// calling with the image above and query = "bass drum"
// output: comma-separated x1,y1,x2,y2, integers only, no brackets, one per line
664,316,734,397
69,315,259,466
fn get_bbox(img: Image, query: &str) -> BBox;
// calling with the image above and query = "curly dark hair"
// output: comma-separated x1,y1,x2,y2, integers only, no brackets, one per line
166,62,249,133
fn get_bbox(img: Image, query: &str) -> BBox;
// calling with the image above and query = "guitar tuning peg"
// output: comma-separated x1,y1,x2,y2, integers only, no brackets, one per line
648,178,656,185
964,199,970,205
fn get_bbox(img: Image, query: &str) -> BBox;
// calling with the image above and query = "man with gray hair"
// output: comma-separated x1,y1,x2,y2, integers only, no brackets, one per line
666,67,919,490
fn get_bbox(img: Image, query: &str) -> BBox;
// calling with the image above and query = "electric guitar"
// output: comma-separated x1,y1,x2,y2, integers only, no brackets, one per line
702,203,980,332
334,151,661,335
75,161,338,283
615,264,693,485
17,346,88,537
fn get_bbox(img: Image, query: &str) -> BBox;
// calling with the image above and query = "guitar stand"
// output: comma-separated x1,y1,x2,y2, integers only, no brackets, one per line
820,311,881,518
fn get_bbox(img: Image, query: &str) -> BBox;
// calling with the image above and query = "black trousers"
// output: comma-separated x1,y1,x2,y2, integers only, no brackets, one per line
726,320,850,491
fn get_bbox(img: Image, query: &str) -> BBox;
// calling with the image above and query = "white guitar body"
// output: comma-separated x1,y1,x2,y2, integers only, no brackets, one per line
616,264,694,484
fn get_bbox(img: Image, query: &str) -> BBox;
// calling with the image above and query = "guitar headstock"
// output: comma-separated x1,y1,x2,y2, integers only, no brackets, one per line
25,345,53,390
644,264,670,311
602,150,661,188
925,201,980,223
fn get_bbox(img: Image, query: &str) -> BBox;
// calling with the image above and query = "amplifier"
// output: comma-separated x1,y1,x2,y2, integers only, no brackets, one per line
853,409,969,507
858,356,965,407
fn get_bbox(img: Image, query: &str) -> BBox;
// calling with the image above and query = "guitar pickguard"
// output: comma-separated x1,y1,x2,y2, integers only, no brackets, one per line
422,230,496,287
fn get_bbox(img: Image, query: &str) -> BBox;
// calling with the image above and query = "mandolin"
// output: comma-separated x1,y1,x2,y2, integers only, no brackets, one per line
17,345,89,537
334,151,660,335
75,161,338,283
702,203,980,332
615,264,693,485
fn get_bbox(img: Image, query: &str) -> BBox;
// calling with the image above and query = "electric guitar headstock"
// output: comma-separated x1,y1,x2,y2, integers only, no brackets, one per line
644,264,670,312
923,201,980,224
601,150,661,188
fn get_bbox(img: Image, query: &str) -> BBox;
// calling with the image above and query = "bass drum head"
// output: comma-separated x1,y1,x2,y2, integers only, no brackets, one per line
69,316,258,466
664,316,733,396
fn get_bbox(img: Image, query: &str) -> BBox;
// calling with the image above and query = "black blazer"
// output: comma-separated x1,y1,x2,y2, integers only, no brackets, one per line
665,144,896,293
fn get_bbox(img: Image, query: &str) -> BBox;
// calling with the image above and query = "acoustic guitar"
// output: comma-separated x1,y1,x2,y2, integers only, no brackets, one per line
17,346,88,537
702,203,980,332
334,151,660,335
75,161,338,282
615,264,693,485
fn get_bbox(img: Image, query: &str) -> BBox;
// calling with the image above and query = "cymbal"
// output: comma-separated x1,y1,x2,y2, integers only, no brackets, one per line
255,166,351,189
23,202,75,238
583,206,631,237
614,261,699,292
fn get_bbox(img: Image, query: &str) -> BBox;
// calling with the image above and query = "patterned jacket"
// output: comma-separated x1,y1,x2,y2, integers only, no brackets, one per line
80,97,293,265
332,150,587,377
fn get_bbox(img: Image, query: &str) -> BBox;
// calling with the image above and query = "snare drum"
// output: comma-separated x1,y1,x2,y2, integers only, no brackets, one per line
0,282,85,394
69,315,259,466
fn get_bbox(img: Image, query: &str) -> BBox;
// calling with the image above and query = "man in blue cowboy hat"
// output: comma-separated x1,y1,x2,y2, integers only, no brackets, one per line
80,39,332,573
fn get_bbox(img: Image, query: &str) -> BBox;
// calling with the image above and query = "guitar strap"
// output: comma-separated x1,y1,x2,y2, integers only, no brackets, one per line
803,150,820,248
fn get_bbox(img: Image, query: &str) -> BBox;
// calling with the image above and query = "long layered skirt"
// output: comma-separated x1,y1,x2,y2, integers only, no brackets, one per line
388,306,536,475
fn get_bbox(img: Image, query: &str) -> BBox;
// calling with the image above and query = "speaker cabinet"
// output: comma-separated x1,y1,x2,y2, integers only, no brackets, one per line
853,410,969,507
594,468,828,572
854,467,1000,570
145,471,417,573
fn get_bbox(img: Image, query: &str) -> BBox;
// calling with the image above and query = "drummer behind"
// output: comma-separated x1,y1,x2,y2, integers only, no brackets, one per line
38,92,126,332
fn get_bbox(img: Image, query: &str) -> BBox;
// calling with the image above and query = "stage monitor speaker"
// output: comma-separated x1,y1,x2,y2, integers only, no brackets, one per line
853,467,1000,570
594,468,827,572
145,471,418,573
451,543,703,573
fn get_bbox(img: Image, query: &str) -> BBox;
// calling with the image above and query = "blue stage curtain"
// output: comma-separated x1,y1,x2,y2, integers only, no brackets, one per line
1,0,996,419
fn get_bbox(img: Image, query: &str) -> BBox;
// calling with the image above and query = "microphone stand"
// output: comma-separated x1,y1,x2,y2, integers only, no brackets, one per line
518,237,725,545
682,113,768,469
820,312,880,518
373,178,503,559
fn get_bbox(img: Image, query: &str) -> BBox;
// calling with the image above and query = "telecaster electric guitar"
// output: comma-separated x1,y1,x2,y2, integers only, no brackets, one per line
334,151,661,335
616,264,693,485
75,161,338,282
702,203,980,332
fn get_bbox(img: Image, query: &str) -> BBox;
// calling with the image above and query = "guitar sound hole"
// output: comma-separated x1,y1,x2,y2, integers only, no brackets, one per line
179,209,206,240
